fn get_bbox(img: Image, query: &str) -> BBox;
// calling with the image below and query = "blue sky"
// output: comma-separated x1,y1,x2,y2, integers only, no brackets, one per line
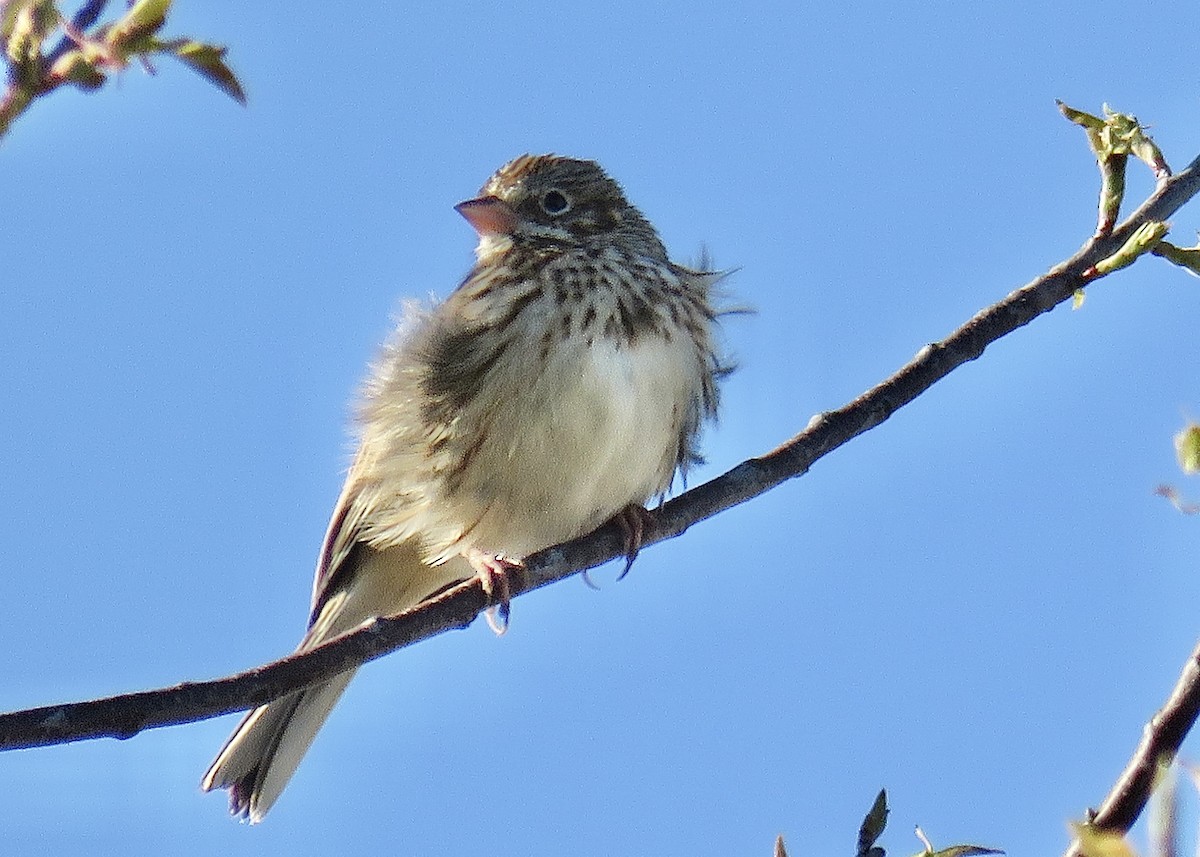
4,1,1200,854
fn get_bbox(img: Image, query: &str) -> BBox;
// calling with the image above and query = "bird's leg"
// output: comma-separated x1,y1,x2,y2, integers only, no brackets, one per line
465,549,525,635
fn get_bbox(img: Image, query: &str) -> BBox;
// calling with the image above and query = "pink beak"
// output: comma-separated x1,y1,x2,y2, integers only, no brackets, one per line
455,195,518,237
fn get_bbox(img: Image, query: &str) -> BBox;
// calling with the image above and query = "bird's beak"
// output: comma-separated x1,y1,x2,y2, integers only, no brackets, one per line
455,195,517,237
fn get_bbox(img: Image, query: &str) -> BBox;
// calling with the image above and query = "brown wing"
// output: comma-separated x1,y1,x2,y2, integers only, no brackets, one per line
307,455,373,627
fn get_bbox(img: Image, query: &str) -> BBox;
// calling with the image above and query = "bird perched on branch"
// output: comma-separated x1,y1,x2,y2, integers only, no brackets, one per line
202,154,728,822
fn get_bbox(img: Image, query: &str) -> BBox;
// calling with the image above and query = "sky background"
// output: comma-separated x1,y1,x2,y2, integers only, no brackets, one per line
4,1,1200,855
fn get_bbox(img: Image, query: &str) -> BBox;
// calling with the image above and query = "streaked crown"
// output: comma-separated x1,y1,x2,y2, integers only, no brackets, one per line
473,154,668,260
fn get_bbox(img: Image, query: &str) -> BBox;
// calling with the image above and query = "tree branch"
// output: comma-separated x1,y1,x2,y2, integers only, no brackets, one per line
1061,640,1200,857
42,0,108,66
2,152,1199,755
1,1,243,138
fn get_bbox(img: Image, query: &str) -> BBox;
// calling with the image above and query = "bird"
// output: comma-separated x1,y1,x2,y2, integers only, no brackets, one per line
201,153,728,822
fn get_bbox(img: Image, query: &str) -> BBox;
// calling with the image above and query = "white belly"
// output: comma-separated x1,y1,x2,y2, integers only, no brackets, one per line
451,333,698,559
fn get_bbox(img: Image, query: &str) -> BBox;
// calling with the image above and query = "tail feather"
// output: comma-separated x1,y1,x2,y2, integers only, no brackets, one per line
201,543,471,821
201,671,354,823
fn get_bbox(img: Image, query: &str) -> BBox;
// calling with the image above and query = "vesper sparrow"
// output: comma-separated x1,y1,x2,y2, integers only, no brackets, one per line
201,154,727,822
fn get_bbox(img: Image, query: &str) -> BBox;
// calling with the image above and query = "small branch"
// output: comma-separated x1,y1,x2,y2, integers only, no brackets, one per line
2,1,109,135
0,578,493,748
1062,641,1200,857
0,79,34,132
42,0,109,66
2,153,1200,752
1,1,242,139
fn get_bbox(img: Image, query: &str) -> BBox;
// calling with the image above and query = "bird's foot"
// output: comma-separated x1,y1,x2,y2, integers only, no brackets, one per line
465,549,525,635
582,503,654,588
614,503,653,580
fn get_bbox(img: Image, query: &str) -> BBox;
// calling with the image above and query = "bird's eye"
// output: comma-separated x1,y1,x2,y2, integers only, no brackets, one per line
540,189,571,215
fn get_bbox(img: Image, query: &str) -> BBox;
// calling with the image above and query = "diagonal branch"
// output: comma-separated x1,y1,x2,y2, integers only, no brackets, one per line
1061,640,1200,857
2,153,1200,753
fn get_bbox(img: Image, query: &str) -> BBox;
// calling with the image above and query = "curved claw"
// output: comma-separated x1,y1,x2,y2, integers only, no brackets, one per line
465,549,525,635
579,505,653,589
614,504,653,581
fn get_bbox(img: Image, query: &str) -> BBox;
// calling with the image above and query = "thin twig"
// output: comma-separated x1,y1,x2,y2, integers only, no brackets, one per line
43,0,109,66
1062,641,1200,857
2,154,1200,753
2,1,110,136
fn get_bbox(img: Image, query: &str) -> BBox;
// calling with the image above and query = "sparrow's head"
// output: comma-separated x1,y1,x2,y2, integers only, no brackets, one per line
456,154,667,261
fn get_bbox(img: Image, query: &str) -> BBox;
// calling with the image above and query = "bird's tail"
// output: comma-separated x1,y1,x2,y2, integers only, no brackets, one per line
201,541,472,822
201,670,355,823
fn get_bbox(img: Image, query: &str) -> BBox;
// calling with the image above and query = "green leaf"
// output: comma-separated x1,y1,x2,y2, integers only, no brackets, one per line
1,0,31,44
107,0,172,50
162,39,246,104
925,848,1004,857
4,0,57,66
1069,823,1138,857
1149,758,1177,857
1089,221,1170,277
1059,102,1169,176
1174,423,1200,475
1057,100,1106,132
1152,239,1200,278
1059,101,1171,233
1099,104,1170,179
47,47,107,90
858,790,889,857
913,826,1003,857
